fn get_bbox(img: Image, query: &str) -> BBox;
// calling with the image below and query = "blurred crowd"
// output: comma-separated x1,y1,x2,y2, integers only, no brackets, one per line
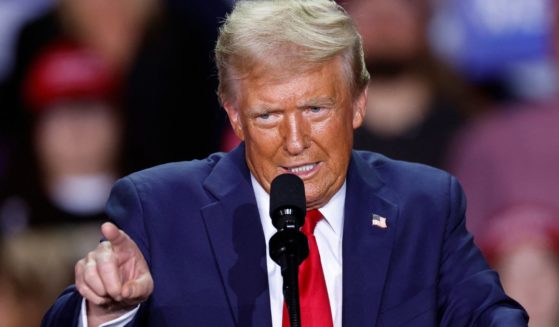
0,0,558,326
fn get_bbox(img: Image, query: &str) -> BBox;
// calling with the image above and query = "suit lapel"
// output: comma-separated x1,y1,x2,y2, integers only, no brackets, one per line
342,152,399,327
200,144,273,327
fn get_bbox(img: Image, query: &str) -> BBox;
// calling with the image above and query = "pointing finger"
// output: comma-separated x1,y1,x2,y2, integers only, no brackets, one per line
101,222,127,245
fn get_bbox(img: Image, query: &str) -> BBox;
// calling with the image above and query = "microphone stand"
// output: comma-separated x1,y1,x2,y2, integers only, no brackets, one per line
270,228,309,327
268,174,308,327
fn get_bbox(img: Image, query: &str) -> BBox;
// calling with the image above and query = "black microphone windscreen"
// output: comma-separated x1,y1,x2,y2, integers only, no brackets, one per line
269,173,306,219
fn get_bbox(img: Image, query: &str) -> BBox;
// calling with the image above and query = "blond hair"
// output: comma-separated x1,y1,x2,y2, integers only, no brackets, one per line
215,0,369,105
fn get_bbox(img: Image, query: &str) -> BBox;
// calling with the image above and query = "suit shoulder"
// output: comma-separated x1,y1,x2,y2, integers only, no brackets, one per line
353,150,456,192
121,152,227,189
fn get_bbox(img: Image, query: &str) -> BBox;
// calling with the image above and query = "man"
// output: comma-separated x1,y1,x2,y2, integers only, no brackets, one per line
42,0,528,326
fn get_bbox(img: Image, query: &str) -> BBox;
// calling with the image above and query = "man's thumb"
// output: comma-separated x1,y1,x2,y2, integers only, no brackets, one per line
122,274,152,300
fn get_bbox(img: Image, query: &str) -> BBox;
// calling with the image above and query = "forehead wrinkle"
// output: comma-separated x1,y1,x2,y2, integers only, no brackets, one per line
240,58,347,112
246,81,302,110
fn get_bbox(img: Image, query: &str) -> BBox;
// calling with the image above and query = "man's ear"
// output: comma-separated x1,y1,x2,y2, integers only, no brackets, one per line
352,87,368,129
223,102,245,140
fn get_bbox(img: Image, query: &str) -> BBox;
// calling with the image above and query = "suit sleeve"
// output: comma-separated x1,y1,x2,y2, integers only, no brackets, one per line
104,177,151,266
42,177,150,326
437,176,528,326
41,286,83,327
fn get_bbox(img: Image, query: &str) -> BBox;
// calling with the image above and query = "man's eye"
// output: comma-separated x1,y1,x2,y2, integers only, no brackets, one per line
258,113,271,120
309,107,322,113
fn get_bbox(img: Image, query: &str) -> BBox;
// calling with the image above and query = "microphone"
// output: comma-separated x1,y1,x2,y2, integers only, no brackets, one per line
269,173,306,231
269,174,308,266
268,173,308,327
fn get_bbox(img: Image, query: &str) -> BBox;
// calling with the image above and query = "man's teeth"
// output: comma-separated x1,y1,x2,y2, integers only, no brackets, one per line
289,164,315,173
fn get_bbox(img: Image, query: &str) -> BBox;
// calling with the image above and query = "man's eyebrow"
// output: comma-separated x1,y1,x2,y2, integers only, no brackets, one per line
249,104,279,113
297,97,335,108
246,104,283,117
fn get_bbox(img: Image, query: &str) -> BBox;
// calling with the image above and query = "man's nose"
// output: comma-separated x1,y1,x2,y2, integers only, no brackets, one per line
282,113,310,155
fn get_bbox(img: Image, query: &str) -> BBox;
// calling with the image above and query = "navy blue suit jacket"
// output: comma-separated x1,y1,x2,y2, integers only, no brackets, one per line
43,144,527,326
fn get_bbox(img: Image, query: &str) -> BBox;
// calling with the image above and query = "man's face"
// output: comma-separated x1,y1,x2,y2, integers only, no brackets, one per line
224,57,367,209
35,101,121,177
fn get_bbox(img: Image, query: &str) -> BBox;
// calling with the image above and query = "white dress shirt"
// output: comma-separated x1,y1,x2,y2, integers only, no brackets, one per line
78,299,138,327
79,174,346,327
252,174,346,327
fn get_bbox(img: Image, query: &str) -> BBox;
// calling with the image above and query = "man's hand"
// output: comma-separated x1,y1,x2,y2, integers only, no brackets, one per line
75,222,153,326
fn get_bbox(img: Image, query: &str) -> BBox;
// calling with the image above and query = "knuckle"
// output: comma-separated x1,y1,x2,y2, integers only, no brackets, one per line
99,241,113,251
87,250,97,260
97,251,116,265
83,265,99,282
85,258,97,269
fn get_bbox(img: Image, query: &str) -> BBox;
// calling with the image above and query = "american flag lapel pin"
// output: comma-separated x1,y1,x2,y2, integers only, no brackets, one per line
371,214,388,229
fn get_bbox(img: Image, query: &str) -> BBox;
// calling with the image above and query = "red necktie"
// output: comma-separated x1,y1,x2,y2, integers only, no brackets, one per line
282,209,334,327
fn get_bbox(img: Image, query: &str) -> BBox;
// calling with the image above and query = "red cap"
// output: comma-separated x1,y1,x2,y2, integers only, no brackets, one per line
23,40,119,111
477,203,559,264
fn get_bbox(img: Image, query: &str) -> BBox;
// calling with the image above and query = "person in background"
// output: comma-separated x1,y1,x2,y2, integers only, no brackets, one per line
0,0,229,177
0,0,157,184
480,204,559,327
447,103,559,327
0,40,122,234
445,3,559,325
43,1,527,326
344,0,479,169
0,39,122,327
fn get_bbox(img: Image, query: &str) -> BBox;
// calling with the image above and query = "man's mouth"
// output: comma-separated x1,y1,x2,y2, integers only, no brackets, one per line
283,162,319,175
